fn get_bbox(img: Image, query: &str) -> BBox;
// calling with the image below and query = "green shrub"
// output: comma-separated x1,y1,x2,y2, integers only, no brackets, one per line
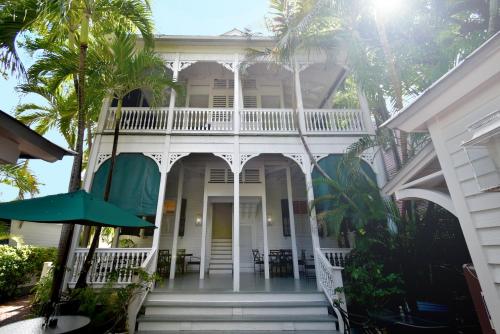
0,245,57,301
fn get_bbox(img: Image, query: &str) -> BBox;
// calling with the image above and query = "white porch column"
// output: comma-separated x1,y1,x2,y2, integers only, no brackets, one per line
167,53,180,133
152,169,168,251
233,169,240,291
286,167,300,279
304,160,322,290
233,54,240,134
293,60,307,132
169,166,184,279
199,167,209,279
357,88,376,135
260,168,270,279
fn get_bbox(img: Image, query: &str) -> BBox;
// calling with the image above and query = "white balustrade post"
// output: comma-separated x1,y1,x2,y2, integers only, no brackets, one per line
261,168,270,279
286,167,300,279
199,167,209,279
304,158,322,290
167,54,180,133
233,169,240,291
357,88,375,134
169,166,184,279
233,54,240,134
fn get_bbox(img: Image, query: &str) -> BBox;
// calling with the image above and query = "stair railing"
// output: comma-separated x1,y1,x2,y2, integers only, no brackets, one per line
315,247,349,333
127,249,157,334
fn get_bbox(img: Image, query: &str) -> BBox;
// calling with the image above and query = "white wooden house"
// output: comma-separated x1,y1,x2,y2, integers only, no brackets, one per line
383,32,500,332
66,30,386,333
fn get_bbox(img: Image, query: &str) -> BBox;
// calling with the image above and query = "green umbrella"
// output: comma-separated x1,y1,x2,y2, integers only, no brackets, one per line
0,190,156,228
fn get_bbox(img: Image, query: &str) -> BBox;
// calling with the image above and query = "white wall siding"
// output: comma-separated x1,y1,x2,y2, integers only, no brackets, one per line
428,78,500,325
10,221,62,247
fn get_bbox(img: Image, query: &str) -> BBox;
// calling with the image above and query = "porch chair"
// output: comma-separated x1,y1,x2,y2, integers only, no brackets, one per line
269,250,281,276
176,249,187,274
157,249,171,277
251,249,264,273
186,254,201,272
300,249,315,278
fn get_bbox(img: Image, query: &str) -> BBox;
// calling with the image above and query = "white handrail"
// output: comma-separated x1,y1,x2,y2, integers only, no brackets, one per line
240,108,296,132
127,249,157,334
314,247,348,333
104,107,168,132
305,109,364,133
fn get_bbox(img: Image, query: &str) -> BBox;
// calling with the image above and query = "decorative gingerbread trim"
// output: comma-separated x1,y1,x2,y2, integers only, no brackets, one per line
239,153,260,172
283,153,307,174
214,153,235,173
143,153,163,171
167,153,190,172
216,61,237,73
96,153,112,170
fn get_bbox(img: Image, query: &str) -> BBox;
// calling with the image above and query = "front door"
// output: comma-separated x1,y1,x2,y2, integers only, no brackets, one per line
212,203,232,239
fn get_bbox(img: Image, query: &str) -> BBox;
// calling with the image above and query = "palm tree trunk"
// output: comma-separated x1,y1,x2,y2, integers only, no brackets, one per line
75,99,122,288
291,66,331,180
489,0,499,35
47,19,90,314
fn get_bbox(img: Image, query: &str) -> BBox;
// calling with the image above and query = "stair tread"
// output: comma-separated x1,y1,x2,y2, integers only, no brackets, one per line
138,314,336,322
138,331,339,334
144,301,329,307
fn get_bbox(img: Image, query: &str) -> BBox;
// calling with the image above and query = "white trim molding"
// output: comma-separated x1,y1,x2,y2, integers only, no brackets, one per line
167,152,190,173
213,153,235,173
96,153,112,171
143,153,163,171
283,153,307,174
395,188,457,217
239,153,260,172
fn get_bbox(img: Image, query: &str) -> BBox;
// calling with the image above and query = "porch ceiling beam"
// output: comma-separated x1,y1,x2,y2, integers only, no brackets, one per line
395,188,456,217
398,170,445,191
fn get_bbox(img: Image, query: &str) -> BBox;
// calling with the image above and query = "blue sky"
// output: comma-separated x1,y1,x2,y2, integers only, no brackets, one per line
0,0,269,201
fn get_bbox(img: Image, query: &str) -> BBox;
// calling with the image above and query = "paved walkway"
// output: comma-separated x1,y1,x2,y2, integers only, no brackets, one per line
0,295,32,326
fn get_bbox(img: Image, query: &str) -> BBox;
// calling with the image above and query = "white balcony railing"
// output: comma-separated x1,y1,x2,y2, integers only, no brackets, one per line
102,107,367,134
69,248,151,285
240,108,297,132
305,109,364,133
172,107,233,132
319,247,351,267
104,107,168,132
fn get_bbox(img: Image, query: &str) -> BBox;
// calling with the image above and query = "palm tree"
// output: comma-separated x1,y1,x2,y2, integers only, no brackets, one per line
75,31,179,288
0,162,40,200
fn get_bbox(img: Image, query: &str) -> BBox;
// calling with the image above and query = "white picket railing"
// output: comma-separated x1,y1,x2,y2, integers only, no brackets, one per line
240,108,297,132
103,107,368,135
305,109,365,133
172,107,233,132
104,107,168,132
69,248,151,285
315,247,348,333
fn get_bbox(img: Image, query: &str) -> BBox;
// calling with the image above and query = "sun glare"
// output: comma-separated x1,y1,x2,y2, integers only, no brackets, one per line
374,0,402,17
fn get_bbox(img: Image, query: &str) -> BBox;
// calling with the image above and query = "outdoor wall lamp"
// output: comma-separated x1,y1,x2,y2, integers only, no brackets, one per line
195,214,202,225
462,110,500,192
267,215,272,225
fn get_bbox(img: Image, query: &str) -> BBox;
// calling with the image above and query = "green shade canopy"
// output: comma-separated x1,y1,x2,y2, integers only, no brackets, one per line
0,190,156,228
91,153,160,216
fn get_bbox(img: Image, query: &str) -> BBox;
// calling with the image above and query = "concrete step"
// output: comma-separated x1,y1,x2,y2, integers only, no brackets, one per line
137,314,337,331
212,239,232,243
138,331,339,334
210,254,232,260
147,292,327,303
210,259,233,264
208,269,233,275
209,264,233,269
211,250,232,255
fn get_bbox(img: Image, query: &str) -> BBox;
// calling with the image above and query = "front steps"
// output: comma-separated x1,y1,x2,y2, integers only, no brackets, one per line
209,239,233,275
137,292,340,332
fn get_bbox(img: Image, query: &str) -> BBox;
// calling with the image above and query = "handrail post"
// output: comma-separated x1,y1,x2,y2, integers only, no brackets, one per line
233,54,240,134
167,54,180,133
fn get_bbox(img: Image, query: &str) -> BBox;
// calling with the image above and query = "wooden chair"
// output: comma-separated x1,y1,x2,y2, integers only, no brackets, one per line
269,250,281,276
186,254,201,272
300,249,315,278
176,249,186,274
251,249,264,273
157,249,171,277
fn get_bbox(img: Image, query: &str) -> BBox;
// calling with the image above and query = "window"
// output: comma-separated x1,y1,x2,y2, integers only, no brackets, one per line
213,79,234,89
212,95,234,108
243,96,257,108
189,95,209,108
261,95,281,108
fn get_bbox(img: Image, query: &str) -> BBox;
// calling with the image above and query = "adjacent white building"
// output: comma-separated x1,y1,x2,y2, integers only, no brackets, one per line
66,30,385,333
383,32,500,331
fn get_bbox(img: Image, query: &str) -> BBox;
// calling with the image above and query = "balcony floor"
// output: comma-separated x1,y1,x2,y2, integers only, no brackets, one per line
155,273,318,293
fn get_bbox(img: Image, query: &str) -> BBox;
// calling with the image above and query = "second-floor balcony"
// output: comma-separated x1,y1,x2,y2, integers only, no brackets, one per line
103,107,368,135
